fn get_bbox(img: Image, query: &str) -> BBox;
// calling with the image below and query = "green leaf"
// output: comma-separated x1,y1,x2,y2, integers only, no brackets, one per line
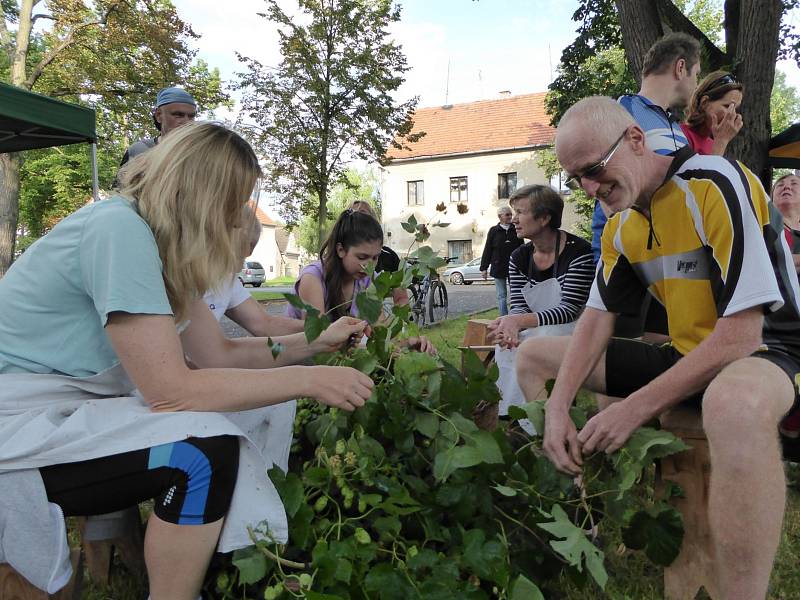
415,412,439,438
304,591,347,600
622,506,684,566
349,349,378,375
269,468,304,518
355,290,384,323
492,484,518,497
510,575,545,600
624,427,690,463
266,337,284,359
538,505,608,589
304,311,331,343
232,546,267,585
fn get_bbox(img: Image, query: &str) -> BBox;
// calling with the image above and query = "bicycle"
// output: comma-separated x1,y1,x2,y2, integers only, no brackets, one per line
406,257,457,326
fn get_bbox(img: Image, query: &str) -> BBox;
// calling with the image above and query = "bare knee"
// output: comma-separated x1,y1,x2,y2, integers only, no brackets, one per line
702,359,793,448
516,336,568,381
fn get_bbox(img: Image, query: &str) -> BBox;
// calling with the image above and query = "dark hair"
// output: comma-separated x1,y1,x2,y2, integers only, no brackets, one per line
684,70,744,130
642,32,701,78
319,209,383,320
509,184,563,230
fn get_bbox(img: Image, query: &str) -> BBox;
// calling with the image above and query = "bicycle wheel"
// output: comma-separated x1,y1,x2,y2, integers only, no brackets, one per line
426,279,448,324
408,284,426,326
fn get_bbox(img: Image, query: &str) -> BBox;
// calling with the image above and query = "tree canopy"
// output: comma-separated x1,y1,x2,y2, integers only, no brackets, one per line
236,0,421,242
0,0,229,273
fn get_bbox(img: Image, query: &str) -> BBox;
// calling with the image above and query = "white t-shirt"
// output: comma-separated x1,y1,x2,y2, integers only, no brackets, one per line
204,277,251,322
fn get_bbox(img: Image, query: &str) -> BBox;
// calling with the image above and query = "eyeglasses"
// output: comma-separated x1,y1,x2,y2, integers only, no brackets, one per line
564,129,628,191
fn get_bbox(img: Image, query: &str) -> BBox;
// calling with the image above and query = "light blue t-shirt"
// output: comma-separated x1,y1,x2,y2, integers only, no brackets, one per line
0,196,173,376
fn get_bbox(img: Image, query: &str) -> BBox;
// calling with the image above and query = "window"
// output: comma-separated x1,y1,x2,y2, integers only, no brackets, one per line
448,240,474,263
449,176,468,203
407,180,424,205
498,172,517,199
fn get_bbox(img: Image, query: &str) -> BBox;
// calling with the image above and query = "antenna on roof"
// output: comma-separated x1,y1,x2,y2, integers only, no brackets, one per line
445,59,451,106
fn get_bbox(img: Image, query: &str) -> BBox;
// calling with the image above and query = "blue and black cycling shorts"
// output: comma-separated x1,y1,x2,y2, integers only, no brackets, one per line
40,435,239,525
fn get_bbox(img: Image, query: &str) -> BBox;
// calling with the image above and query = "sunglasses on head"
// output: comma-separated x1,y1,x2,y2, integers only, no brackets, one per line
708,74,738,90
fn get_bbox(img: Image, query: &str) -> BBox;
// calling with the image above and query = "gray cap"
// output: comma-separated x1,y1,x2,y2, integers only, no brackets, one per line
155,87,196,108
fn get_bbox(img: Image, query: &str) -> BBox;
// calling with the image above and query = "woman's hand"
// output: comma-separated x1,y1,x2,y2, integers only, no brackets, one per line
315,317,370,352
307,366,374,411
399,336,437,355
487,314,524,349
711,105,743,148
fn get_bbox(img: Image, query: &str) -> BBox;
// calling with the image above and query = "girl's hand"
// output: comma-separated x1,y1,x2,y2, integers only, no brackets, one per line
315,317,369,352
711,106,743,145
398,336,437,355
307,366,373,411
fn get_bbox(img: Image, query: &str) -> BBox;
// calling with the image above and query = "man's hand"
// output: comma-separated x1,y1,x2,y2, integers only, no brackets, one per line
543,404,583,475
487,314,523,349
577,399,647,455
481,270,488,280
307,366,374,411
315,317,369,352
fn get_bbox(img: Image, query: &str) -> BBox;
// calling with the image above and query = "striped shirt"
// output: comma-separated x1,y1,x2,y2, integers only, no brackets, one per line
617,94,688,155
508,232,595,326
589,146,800,359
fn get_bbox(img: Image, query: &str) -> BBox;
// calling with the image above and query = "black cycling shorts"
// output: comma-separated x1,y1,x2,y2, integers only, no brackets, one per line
605,337,800,410
40,435,239,525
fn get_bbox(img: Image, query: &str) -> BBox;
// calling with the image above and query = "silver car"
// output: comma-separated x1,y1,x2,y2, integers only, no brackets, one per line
238,260,266,287
443,257,483,285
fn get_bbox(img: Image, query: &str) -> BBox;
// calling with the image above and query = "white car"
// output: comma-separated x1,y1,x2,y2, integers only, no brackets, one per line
442,257,483,285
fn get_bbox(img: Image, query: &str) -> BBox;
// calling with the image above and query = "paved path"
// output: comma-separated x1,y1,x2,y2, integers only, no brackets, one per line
220,282,497,338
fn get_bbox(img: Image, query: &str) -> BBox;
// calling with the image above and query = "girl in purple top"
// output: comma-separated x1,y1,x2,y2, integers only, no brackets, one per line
288,209,384,320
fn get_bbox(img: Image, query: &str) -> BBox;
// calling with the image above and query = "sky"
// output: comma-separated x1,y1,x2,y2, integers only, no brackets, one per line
170,0,800,111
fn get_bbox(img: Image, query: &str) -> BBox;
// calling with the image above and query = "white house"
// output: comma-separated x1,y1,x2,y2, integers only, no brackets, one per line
247,202,282,280
380,92,575,263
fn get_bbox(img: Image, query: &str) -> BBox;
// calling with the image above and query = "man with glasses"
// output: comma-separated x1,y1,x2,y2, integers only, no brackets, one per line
480,206,523,315
518,96,800,599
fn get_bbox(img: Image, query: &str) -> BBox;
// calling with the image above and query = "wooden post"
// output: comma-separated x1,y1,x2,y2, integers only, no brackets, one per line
77,508,146,586
658,406,719,600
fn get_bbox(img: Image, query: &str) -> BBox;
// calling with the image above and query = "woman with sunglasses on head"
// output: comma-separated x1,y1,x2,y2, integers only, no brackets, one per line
681,71,744,156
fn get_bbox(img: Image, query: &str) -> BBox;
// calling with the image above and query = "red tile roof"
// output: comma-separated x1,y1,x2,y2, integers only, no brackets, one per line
247,200,277,226
386,92,555,161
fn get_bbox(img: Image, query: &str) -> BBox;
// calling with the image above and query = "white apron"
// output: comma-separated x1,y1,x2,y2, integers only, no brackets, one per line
0,362,293,591
496,232,576,433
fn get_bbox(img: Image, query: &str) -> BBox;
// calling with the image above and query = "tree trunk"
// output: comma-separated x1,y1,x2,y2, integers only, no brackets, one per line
726,0,782,186
317,188,328,253
0,154,21,276
615,0,663,85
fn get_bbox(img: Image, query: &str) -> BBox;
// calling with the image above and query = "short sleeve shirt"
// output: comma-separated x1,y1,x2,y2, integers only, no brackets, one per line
286,260,371,320
588,148,800,359
0,196,173,376
204,277,251,321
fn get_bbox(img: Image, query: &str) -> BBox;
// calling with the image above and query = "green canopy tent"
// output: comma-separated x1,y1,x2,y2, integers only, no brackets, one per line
0,82,99,200
769,123,800,171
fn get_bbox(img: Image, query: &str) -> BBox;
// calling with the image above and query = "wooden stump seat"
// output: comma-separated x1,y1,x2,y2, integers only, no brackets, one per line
0,508,145,599
658,406,719,600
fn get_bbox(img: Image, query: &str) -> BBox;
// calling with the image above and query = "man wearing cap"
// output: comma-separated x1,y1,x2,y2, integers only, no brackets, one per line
119,86,197,167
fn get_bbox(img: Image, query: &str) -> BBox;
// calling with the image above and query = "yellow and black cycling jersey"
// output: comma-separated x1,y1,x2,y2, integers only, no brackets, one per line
587,146,800,359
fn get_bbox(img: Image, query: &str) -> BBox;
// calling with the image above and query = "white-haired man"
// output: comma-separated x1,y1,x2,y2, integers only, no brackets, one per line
517,96,800,598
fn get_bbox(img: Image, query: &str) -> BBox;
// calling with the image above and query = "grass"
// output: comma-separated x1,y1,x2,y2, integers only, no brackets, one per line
75,311,800,598
249,290,288,302
260,276,296,286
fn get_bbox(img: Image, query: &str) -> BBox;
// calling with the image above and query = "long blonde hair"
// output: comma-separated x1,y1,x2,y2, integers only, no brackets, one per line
118,122,261,321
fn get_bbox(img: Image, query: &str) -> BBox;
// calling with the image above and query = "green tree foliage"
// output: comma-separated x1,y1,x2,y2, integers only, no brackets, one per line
771,70,800,136
0,0,229,268
295,167,380,256
236,0,422,242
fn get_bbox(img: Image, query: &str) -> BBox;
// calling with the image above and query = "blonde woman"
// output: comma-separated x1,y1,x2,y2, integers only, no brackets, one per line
0,122,373,600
